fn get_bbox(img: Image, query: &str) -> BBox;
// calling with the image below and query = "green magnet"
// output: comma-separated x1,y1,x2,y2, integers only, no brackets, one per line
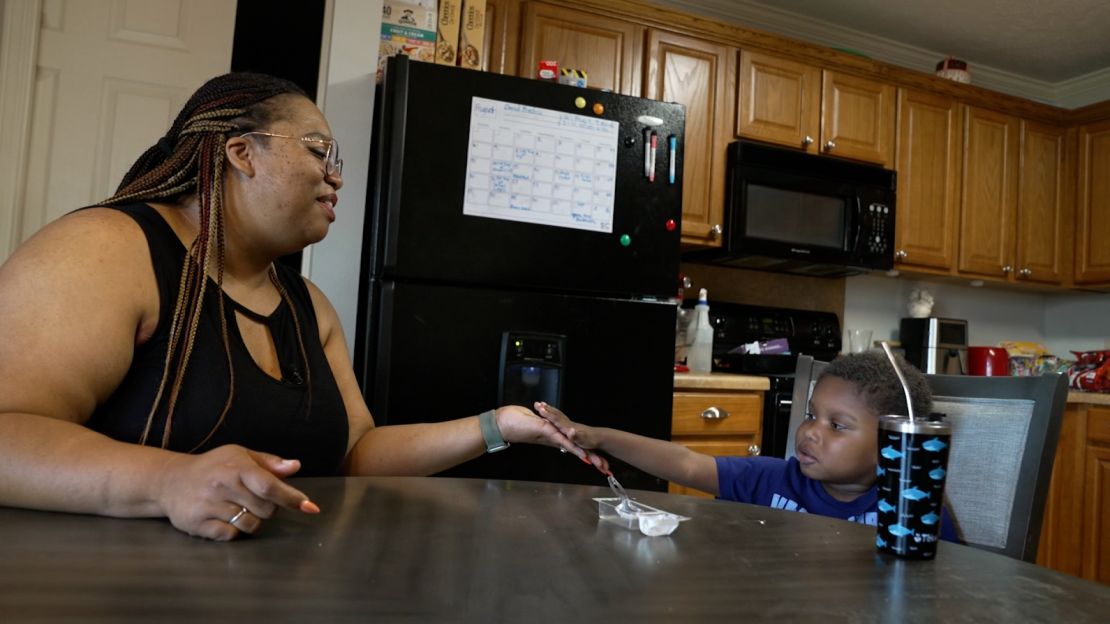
619,234,631,247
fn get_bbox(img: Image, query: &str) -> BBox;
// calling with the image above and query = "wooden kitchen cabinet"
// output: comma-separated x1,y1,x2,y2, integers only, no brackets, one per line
958,106,1020,278
670,383,764,498
483,0,520,75
893,88,962,272
820,70,896,166
957,107,1071,286
737,50,895,166
519,1,643,96
1075,119,1110,285
1084,442,1110,583
736,50,820,152
644,30,736,247
1014,121,1072,286
1037,402,1110,585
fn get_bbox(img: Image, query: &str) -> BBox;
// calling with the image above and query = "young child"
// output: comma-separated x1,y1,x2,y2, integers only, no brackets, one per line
538,350,958,541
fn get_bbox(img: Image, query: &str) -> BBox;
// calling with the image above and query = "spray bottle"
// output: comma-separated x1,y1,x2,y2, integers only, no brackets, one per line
687,288,713,373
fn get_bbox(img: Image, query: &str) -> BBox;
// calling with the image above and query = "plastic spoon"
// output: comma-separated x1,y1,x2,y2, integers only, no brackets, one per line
608,474,635,514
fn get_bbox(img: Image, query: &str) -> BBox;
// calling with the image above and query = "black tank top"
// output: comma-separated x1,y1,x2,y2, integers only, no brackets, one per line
87,203,348,476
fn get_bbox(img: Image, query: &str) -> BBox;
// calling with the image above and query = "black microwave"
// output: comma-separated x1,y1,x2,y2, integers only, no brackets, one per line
688,140,896,277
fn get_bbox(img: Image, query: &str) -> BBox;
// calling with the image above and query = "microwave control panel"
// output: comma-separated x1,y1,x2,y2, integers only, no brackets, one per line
857,201,893,268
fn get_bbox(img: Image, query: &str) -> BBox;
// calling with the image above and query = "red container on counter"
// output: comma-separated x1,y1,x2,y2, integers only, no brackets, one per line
968,346,1010,376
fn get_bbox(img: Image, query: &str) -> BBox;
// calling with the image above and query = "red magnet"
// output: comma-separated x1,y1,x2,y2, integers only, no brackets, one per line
665,219,676,232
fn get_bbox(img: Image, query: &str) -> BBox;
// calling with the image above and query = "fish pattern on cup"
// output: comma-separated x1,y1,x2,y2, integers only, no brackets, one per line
876,425,952,559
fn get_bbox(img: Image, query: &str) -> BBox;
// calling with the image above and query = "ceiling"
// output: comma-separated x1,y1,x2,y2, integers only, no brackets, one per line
664,0,1110,108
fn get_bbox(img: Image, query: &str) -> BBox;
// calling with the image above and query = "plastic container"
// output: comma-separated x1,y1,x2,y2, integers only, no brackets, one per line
594,498,690,536
687,288,713,373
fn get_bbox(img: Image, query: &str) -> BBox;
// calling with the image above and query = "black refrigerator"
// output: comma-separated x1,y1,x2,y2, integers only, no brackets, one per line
354,57,685,491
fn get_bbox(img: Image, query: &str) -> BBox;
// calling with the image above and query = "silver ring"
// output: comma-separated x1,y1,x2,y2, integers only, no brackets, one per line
559,448,568,453
228,506,249,526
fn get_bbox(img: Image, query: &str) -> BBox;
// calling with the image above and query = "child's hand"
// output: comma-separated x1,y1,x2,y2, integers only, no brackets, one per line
534,402,601,450
535,402,611,475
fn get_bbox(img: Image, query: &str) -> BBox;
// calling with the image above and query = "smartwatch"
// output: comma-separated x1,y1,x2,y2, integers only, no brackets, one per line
479,409,510,453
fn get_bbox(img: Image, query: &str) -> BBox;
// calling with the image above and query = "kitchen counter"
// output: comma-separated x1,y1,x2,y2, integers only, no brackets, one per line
676,374,1107,402
673,371,770,391
1067,390,1110,406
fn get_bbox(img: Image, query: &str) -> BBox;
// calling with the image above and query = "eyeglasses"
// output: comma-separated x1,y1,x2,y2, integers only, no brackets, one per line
239,131,343,177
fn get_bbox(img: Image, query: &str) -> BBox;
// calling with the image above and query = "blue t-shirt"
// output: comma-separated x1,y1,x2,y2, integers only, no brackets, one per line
716,455,959,542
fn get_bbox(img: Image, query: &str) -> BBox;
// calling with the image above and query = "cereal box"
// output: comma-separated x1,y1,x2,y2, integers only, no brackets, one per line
458,0,486,70
378,0,438,82
434,0,462,66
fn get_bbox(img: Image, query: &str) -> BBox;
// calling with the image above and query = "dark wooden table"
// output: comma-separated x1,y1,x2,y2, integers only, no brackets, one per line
2,477,1108,622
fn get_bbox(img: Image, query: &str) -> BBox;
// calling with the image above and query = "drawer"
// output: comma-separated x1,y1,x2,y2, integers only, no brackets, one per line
672,392,761,436
673,436,760,457
668,437,760,498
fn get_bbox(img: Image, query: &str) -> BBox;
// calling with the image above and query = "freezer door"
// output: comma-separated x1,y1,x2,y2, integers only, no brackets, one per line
370,57,684,299
366,281,675,491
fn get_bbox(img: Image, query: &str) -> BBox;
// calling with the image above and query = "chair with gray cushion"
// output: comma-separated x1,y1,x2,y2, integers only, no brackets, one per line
926,373,1067,562
784,355,828,462
783,356,1066,563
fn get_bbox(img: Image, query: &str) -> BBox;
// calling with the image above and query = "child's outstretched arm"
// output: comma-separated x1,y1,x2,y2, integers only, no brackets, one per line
536,402,719,495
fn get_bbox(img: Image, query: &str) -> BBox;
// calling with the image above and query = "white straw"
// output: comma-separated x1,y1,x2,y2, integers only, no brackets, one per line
880,341,915,422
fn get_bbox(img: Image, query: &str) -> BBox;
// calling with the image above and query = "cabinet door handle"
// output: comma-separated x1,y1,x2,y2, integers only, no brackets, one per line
824,140,836,151
1019,267,1032,277
1002,265,1013,274
701,406,730,420
748,444,761,456
802,135,814,146
895,249,908,260
709,224,722,237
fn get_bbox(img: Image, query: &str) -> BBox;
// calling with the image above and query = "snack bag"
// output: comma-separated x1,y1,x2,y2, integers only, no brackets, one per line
1067,350,1110,392
999,341,1047,358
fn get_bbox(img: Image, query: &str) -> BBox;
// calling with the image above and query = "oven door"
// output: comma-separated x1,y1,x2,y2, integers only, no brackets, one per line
761,375,796,459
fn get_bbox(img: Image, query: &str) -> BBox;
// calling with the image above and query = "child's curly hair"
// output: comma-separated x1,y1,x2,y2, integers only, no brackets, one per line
820,351,932,418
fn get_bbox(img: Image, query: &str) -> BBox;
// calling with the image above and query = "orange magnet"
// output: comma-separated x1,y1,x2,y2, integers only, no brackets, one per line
592,102,605,115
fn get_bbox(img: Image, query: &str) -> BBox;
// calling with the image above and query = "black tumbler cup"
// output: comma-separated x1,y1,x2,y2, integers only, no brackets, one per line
876,416,952,559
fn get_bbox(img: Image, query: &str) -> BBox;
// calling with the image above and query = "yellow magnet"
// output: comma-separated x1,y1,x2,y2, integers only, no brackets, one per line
574,96,586,109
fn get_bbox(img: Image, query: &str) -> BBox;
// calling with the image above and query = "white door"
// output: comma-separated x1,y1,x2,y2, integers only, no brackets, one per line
0,0,235,258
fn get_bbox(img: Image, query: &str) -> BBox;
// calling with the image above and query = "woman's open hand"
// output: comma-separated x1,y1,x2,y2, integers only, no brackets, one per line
154,444,320,540
494,404,609,475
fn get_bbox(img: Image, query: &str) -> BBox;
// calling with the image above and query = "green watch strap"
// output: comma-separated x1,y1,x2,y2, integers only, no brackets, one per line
479,409,510,453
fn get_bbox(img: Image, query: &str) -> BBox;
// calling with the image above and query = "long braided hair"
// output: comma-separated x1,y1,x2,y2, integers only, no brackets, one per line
100,72,314,450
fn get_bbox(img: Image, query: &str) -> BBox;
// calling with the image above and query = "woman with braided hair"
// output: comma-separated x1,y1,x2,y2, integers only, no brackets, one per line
0,72,599,540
